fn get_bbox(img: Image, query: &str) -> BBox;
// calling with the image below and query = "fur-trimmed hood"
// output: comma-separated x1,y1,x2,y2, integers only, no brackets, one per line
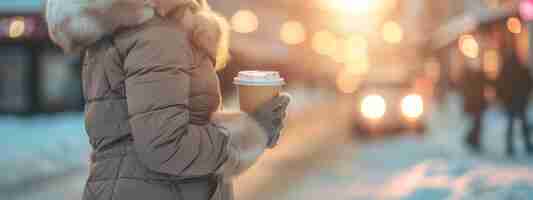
46,0,229,69
46,0,155,52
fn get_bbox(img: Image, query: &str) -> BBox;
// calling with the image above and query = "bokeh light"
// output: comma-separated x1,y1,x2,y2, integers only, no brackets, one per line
506,17,522,34
231,10,259,34
459,34,479,59
8,18,25,39
382,21,403,44
520,0,533,21
336,69,361,94
280,20,307,45
483,49,500,80
312,30,338,56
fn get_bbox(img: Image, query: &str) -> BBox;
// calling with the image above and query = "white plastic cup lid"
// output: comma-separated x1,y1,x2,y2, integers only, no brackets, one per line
234,71,285,86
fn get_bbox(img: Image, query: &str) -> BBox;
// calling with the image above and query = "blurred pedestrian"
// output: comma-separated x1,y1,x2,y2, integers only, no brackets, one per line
494,29,533,156
46,0,291,199
460,63,488,153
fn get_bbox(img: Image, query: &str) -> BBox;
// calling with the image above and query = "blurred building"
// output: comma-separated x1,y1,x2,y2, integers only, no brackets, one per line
0,1,82,114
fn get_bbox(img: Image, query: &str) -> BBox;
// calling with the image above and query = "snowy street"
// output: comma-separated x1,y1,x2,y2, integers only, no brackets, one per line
4,91,533,200
233,92,533,200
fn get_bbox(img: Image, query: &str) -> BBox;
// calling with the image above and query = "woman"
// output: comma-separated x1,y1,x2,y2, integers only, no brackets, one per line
46,0,291,199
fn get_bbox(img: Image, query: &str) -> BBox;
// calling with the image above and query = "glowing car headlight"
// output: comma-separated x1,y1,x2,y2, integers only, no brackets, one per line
361,95,386,119
401,94,424,118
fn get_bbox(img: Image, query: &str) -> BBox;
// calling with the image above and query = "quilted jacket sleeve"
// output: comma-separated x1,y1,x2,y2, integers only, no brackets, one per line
123,25,229,177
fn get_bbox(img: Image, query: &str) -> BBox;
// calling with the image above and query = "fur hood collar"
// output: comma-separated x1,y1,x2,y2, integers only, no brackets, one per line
46,0,155,53
45,0,230,69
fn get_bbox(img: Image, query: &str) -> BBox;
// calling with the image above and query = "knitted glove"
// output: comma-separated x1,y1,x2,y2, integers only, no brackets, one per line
250,93,291,148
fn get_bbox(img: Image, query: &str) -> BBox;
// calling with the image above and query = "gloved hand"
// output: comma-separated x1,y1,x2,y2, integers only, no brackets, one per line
250,93,291,148
210,93,290,177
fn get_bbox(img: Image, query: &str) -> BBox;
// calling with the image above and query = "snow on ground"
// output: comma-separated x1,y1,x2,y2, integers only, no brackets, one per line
249,92,533,200
379,160,533,200
333,93,533,200
0,112,89,198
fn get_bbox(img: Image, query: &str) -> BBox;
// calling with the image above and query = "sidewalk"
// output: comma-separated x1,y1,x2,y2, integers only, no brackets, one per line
0,113,90,197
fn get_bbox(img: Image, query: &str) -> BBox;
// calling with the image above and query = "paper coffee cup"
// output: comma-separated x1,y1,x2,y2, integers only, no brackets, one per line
234,71,285,113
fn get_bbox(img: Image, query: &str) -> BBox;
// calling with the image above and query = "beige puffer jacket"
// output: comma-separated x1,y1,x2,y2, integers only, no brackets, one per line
46,0,267,199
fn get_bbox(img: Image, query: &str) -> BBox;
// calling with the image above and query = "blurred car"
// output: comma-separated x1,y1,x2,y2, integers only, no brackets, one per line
351,66,430,137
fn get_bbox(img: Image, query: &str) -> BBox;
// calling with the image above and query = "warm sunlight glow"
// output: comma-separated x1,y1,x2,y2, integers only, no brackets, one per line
345,59,369,75
332,42,347,63
280,20,307,45
346,35,368,49
361,95,387,119
382,21,403,44
332,35,368,64
344,35,368,63
312,30,338,56
507,17,522,34
459,35,479,59
325,0,380,14
231,10,259,34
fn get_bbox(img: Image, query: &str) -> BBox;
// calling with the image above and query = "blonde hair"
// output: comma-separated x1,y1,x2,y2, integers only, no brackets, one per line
153,0,230,70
